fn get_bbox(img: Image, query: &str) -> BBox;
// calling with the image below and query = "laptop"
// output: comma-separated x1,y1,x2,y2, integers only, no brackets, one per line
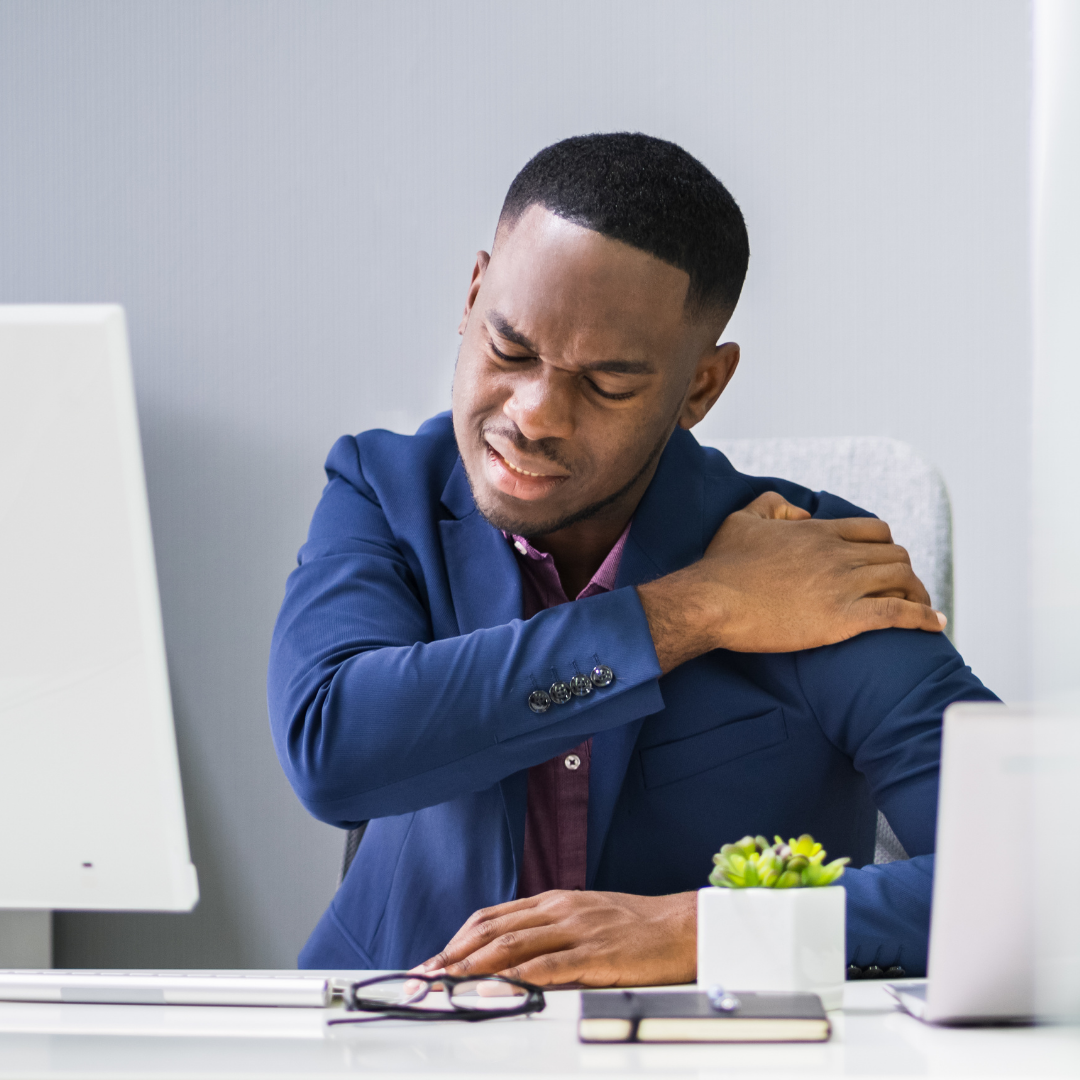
887,703,1080,1024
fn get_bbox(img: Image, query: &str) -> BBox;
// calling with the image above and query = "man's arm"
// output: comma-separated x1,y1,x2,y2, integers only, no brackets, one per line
422,622,993,986
269,533,665,825
638,491,946,673
269,445,945,828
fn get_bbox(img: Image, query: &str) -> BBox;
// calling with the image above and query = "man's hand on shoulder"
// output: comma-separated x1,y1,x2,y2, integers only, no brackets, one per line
638,491,947,673
419,890,697,988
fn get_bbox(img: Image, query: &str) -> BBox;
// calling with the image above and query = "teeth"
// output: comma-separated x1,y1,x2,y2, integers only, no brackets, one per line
502,455,544,477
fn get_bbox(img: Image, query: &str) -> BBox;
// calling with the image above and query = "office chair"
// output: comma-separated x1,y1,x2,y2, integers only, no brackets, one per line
339,436,952,882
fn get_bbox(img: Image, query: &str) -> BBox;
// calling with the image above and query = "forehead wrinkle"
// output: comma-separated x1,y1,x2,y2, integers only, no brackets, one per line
578,358,654,375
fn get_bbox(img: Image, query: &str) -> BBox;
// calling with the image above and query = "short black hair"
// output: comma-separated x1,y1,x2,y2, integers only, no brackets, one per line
498,133,749,319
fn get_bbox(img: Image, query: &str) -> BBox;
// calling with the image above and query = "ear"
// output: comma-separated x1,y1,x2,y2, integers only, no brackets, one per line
458,251,491,335
678,342,740,429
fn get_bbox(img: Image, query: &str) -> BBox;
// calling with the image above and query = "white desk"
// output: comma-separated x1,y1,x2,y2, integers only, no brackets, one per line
0,975,1076,1078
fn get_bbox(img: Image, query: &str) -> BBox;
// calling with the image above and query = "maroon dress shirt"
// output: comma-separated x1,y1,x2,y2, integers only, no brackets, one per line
505,523,631,896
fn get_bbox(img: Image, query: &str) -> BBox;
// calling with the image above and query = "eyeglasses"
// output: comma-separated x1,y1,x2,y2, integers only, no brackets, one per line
328,972,545,1025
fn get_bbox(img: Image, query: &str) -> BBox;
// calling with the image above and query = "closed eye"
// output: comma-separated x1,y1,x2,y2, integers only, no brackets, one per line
490,338,638,401
489,339,534,362
586,378,636,401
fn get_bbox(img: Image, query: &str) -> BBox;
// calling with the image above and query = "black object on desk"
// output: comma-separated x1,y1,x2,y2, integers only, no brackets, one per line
579,989,830,1043
329,973,544,1025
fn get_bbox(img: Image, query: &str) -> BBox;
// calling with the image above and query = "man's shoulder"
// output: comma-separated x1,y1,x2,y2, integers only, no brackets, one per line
324,412,460,507
687,433,875,524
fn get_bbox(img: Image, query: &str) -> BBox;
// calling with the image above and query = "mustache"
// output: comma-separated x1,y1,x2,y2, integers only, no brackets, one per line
481,424,572,472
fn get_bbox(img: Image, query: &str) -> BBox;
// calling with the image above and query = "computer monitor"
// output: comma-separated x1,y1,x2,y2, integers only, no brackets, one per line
0,306,198,912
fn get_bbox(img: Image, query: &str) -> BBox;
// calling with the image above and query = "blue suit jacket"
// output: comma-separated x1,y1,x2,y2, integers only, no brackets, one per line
268,414,996,974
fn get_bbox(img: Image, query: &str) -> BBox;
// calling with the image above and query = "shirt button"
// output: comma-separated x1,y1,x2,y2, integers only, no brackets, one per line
564,754,581,771
514,540,528,556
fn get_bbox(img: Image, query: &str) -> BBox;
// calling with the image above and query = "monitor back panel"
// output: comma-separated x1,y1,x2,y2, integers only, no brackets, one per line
0,306,198,910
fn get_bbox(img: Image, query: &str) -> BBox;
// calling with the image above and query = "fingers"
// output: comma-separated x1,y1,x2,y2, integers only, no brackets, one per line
830,516,894,544
741,491,812,521
500,946,595,988
421,895,548,971
739,493,900,545
839,540,912,568
856,561,932,606
851,595,947,634
443,923,575,979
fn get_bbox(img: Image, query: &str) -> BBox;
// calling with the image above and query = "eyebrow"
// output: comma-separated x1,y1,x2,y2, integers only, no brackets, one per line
487,311,538,352
486,310,655,376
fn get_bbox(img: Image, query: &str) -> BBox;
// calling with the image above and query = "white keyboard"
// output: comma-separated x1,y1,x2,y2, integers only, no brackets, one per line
0,970,332,1008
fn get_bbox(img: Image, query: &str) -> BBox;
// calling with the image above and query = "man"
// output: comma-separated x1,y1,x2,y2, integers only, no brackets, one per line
268,133,995,985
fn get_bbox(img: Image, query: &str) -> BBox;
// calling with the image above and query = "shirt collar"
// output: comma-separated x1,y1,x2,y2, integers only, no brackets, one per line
503,519,633,600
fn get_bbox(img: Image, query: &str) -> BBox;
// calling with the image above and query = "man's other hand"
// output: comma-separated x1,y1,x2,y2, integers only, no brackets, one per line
638,491,947,673
419,890,696,988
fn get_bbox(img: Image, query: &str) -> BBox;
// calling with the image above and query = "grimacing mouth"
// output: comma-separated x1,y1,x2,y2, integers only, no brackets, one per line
478,425,573,482
486,443,568,481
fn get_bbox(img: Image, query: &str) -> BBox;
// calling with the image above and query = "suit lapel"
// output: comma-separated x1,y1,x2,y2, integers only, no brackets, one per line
438,458,522,634
587,428,708,887
438,457,528,888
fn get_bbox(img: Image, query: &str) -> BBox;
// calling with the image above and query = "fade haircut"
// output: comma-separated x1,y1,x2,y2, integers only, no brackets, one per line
498,133,749,320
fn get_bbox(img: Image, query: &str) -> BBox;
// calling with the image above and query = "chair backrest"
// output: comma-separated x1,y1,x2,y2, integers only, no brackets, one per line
702,435,955,864
339,821,367,887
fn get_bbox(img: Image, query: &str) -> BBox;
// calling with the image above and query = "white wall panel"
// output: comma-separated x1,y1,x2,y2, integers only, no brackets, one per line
1033,0,1080,703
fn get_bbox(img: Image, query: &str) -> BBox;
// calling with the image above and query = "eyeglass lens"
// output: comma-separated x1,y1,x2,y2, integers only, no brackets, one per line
351,976,529,1012
449,978,529,1010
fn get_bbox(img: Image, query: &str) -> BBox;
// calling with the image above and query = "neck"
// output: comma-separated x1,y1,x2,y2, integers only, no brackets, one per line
527,465,656,597
531,516,628,599
524,421,677,596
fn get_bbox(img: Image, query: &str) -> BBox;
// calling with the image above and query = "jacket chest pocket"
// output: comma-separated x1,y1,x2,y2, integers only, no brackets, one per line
639,707,788,790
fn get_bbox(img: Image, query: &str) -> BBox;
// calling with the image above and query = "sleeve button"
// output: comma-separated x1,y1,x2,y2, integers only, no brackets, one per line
528,690,552,714
549,680,572,704
590,664,614,687
569,673,593,697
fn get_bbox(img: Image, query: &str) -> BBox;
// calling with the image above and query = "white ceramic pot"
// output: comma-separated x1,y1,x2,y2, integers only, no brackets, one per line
697,885,846,1010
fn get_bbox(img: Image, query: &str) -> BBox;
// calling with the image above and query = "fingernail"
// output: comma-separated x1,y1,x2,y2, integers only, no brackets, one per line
936,611,948,628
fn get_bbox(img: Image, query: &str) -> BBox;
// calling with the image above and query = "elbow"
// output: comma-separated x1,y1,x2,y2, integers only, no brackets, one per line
269,678,389,826
270,681,347,814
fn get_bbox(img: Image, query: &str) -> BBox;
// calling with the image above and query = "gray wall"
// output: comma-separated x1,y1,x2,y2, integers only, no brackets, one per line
0,0,1032,968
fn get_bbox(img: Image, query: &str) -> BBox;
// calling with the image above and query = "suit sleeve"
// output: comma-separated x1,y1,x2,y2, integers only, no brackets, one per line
794,629,998,972
267,438,664,827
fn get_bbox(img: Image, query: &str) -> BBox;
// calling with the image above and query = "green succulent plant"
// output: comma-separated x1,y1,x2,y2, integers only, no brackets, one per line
708,834,849,889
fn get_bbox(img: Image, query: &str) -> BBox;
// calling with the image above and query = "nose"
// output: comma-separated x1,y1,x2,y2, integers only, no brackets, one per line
502,365,575,443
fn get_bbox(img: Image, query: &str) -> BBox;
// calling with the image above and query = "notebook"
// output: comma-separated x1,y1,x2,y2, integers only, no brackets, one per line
578,990,830,1043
